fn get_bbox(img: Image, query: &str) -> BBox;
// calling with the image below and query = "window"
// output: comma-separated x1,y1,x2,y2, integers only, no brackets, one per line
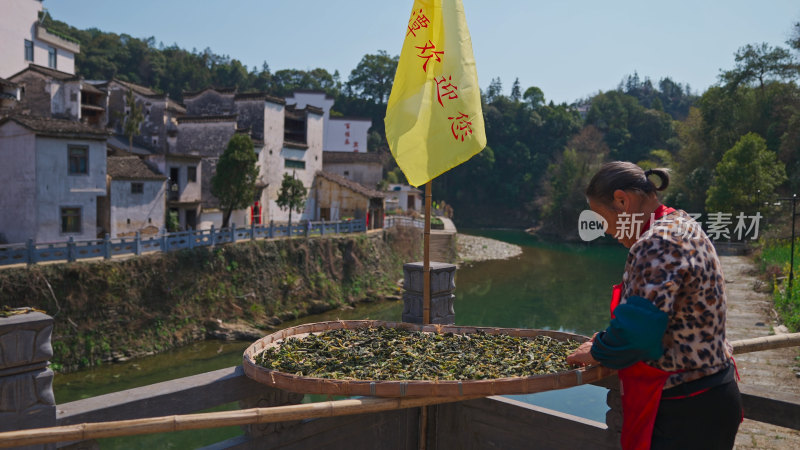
284,159,305,170
187,166,197,182
24,40,33,61
48,47,57,69
131,182,144,194
68,146,88,175
60,207,81,233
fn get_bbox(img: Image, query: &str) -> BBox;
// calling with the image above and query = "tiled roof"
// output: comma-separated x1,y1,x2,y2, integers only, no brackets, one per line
166,100,186,114
0,114,109,140
176,114,237,124
110,79,158,96
0,78,19,88
106,134,154,156
322,151,386,165
234,91,286,105
285,104,324,117
183,87,236,99
306,105,324,116
80,83,104,94
329,116,373,123
315,170,385,199
7,64,77,82
107,156,166,180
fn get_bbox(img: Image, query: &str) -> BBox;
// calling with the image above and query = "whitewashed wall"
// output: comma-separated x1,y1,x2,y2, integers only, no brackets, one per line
325,118,371,153
0,122,37,244
109,179,165,237
35,136,107,242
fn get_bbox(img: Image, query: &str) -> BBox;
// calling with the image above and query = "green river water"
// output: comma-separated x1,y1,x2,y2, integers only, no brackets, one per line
52,230,629,449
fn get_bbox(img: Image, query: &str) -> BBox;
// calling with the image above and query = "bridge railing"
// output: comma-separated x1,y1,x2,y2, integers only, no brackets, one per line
0,218,368,267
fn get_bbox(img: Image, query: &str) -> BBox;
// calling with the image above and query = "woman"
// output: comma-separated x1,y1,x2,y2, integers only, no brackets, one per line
566,161,742,450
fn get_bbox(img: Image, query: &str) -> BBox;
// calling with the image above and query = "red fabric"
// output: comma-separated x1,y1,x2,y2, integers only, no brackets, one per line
618,363,672,450
642,204,675,233
612,204,676,449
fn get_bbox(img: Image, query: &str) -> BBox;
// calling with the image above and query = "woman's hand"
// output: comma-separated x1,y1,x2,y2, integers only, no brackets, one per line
567,339,600,367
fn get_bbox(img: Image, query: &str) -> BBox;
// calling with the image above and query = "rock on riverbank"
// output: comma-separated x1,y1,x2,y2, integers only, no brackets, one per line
456,234,523,264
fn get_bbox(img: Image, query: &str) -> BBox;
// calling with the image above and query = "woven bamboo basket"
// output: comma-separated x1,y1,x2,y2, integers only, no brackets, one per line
242,320,615,397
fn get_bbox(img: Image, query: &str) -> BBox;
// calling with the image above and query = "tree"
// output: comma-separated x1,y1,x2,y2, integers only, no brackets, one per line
706,133,786,214
346,50,399,104
720,43,795,90
510,78,522,102
523,86,545,110
485,77,503,103
276,171,307,227
210,134,259,229
122,89,144,152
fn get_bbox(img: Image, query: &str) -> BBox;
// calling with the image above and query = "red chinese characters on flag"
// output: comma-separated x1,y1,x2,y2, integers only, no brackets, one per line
448,112,473,142
407,8,430,37
416,40,444,72
435,75,458,107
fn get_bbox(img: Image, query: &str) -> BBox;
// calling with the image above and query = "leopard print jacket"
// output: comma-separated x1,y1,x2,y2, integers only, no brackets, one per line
620,209,733,389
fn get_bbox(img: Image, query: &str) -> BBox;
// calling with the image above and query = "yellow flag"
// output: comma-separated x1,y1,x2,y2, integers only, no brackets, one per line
384,0,486,187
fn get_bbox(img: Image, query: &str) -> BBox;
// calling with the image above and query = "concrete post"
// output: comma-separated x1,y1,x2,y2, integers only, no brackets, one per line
238,386,304,440
26,239,35,265
0,312,56,449
67,237,75,262
103,234,111,260
135,231,142,256
401,262,456,324
605,382,623,444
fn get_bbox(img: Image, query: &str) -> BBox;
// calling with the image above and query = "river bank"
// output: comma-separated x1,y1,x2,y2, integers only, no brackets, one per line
722,255,800,449
0,228,421,373
456,233,523,264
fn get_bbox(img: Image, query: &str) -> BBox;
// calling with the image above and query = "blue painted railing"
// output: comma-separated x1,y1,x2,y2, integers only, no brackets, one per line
0,218,367,267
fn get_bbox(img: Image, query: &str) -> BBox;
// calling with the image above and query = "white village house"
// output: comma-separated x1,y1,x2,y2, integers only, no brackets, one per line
0,115,108,243
0,0,79,79
104,155,166,238
0,0,385,244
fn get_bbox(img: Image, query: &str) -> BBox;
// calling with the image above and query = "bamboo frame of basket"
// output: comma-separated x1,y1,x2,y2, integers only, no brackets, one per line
242,320,617,397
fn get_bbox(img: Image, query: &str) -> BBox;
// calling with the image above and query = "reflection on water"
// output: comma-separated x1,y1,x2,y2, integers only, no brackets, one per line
53,230,628,447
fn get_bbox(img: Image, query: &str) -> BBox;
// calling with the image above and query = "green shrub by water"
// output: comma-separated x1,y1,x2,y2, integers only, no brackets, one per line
758,238,800,332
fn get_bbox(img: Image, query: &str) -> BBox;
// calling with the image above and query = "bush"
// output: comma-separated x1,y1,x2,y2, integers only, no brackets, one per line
758,238,800,332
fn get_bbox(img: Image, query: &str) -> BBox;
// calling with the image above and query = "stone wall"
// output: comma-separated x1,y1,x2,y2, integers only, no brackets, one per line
9,72,52,117
0,312,56,449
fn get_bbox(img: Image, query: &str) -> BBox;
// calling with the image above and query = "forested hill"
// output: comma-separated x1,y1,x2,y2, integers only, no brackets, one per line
41,14,800,235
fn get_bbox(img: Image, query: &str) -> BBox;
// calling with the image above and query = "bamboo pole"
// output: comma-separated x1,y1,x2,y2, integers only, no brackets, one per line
3,334,800,447
423,181,432,325
731,332,800,355
0,395,480,449
420,181,433,450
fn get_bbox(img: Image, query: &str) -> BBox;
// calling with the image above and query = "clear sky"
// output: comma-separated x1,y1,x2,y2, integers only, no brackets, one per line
44,0,800,104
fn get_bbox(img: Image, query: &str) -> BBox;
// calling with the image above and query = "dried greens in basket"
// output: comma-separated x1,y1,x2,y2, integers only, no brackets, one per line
254,326,582,381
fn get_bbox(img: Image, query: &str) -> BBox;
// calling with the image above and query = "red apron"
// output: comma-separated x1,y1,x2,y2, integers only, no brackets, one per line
612,205,676,450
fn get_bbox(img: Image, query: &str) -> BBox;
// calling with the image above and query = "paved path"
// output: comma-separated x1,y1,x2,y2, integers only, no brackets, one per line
721,255,800,449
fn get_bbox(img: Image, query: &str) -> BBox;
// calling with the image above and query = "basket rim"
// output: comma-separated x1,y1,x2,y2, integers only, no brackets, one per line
242,320,615,397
